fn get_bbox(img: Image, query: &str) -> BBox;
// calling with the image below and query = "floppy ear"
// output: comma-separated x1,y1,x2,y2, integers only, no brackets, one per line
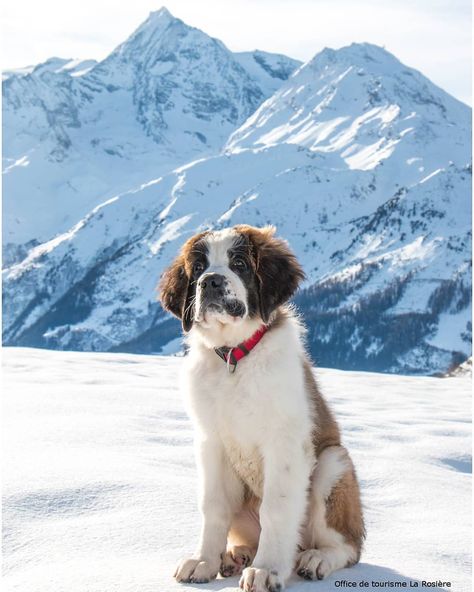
253,227,305,323
159,255,195,332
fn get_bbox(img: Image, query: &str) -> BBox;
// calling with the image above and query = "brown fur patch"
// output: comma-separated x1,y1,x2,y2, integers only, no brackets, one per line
304,361,365,558
227,488,261,552
234,225,305,323
158,231,208,330
325,454,366,560
303,360,341,455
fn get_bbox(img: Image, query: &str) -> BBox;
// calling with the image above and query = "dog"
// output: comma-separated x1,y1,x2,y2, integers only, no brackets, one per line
159,224,365,592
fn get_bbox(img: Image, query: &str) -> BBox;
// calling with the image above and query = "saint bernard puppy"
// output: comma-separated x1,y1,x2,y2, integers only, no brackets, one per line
159,224,365,592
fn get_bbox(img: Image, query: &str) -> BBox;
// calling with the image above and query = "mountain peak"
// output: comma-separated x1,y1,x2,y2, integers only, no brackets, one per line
307,42,402,75
141,6,180,28
150,6,173,19
109,6,189,60
227,37,470,168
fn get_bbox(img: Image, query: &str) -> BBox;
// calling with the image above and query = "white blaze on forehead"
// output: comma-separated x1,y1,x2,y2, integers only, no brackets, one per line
194,228,249,322
204,228,239,268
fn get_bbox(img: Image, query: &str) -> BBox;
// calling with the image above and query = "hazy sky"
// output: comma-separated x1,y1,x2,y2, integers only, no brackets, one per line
2,0,472,104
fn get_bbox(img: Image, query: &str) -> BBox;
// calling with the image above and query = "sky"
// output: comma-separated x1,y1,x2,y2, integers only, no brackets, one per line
2,0,472,104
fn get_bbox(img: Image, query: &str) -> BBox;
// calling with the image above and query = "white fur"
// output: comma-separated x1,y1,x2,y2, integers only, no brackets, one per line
313,445,351,501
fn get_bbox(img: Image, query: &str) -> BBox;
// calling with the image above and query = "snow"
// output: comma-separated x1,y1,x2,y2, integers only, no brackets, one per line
419,168,444,184
233,51,302,96
2,156,29,174
2,58,98,81
388,279,438,314
3,348,471,592
427,306,472,353
226,44,469,178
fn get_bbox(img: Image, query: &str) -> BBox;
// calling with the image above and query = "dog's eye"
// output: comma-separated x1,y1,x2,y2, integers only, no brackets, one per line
231,257,247,271
193,261,204,275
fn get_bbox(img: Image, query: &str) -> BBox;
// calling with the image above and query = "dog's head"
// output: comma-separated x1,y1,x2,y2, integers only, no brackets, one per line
159,225,304,333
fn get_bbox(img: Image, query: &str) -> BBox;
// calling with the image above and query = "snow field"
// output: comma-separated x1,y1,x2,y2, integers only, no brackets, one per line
2,348,471,591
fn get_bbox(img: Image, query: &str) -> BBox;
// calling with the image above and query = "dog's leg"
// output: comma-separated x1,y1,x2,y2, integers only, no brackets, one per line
239,439,312,592
220,495,260,577
175,437,243,584
296,445,365,581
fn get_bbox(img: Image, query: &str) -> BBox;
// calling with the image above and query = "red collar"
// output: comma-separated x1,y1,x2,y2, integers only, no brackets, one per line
214,324,269,373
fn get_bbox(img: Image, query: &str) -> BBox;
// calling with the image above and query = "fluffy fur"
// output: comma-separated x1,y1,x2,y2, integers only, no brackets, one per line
159,225,365,592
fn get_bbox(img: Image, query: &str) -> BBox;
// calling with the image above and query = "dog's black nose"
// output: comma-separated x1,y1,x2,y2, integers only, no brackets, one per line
200,273,225,290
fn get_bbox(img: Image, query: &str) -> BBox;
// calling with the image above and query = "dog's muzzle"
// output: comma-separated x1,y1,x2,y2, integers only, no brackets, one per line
198,273,245,318
200,273,225,298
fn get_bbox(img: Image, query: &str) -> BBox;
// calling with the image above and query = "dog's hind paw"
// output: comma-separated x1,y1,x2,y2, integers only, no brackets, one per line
220,545,254,577
296,548,333,580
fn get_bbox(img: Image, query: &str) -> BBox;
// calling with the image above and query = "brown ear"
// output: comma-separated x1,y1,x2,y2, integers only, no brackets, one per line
158,255,195,332
236,225,305,323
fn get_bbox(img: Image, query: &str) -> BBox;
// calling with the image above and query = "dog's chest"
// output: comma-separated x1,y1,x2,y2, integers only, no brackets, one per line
215,378,267,498
221,432,264,498
187,345,294,498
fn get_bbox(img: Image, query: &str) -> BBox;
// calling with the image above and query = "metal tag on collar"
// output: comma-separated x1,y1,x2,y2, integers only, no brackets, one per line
214,346,237,374
226,360,237,374
215,346,229,362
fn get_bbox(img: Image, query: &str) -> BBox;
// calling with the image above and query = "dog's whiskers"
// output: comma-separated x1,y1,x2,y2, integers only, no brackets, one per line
184,295,196,318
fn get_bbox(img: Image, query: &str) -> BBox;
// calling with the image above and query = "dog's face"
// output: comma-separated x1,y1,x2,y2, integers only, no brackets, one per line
159,225,304,332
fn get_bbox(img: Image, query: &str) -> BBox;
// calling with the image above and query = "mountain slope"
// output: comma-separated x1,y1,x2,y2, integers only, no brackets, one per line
227,43,468,168
2,57,98,80
2,7,299,254
2,33,471,373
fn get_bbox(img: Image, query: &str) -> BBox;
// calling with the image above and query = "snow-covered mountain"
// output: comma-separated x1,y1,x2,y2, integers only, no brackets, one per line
2,11,471,375
2,57,98,80
2,7,300,254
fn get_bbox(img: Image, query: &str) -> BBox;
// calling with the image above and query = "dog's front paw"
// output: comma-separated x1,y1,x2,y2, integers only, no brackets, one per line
239,567,284,592
174,557,218,583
